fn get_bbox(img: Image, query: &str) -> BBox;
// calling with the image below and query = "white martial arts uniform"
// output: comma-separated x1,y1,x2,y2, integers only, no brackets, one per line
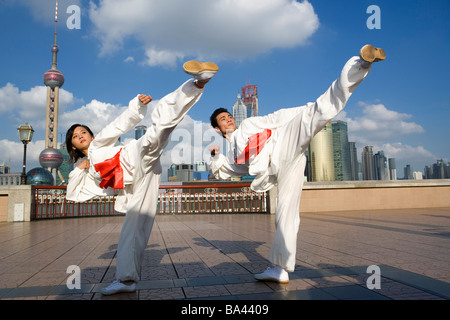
210,57,371,272
66,79,204,281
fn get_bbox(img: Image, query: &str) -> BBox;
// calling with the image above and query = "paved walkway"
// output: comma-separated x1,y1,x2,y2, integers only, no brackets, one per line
0,207,449,301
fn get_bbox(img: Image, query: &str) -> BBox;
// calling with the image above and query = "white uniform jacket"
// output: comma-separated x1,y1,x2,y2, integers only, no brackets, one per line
66,95,147,212
210,56,370,192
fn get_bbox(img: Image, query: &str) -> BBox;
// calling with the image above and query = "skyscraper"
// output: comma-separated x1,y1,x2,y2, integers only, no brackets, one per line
362,146,374,180
348,142,359,180
432,160,445,179
424,165,433,179
388,158,397,180
332,121,351,181
231,84,258,128
232,94,248,128
309,121,334,181
374,151,389,180
404,164,413,180
135,125,147,140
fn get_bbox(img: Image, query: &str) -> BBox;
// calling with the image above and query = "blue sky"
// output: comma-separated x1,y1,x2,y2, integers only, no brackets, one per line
0,0,449,180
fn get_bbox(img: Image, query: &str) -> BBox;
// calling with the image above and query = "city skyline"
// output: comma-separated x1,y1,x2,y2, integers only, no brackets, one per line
0,0,449,179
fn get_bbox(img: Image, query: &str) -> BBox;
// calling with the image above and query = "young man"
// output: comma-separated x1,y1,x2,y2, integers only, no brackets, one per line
66,61,219,295
209,45,385,283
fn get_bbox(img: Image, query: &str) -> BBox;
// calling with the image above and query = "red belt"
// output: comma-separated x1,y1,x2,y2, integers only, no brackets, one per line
235,129,272,165
94,150,124,190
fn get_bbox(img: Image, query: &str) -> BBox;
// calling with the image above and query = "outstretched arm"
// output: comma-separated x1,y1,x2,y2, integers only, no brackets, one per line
308,56,371,137
91,94,151,150
270,56,374,173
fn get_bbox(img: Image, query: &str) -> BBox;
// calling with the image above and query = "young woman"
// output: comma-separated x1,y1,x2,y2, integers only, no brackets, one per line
65,61,218,295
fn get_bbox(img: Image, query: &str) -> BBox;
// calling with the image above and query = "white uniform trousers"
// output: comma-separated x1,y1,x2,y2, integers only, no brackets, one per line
268,56,371,272
115,80,203,282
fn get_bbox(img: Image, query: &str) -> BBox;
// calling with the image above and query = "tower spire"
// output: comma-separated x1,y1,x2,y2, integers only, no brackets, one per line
55,0,58,23
51,0,59,70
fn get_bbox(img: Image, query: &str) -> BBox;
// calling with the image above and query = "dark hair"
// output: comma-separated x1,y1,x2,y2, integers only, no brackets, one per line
210,108,231,128
65,124,94,164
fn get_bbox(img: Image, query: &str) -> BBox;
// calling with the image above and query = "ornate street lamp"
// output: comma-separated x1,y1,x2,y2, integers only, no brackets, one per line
17,123,34,185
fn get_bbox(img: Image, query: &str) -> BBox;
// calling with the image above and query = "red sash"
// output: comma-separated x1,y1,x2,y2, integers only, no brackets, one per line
94,150,124,190
235,129,272,165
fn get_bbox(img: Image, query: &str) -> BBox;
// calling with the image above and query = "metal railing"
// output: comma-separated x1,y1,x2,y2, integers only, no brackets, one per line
157,184,268,214
33,183,269,219
34,186,118,219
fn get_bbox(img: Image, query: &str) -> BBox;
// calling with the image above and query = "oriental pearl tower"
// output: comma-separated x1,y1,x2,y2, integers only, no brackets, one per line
40,1,64,184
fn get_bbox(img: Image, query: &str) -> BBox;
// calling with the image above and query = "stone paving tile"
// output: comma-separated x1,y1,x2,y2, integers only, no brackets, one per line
0,207,449,301
92,290,138,300
265,278,315,292
321,285,388,300
225,282,273,296
373,279,445,300
79,267,109,283
47,293,95,300
184,284,231,299
303,275,356,288
139,287,185,300
6,295,48,300
140,265,178,281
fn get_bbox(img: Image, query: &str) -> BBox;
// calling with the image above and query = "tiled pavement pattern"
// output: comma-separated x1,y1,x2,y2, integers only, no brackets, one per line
0,208,449,300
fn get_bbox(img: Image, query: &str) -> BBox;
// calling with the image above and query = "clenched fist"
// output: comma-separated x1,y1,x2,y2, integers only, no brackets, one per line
139,94,153,105
209,145,220,156
77,159,90,170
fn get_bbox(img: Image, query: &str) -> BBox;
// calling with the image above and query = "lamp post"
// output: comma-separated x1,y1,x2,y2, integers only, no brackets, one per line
17,123,34,185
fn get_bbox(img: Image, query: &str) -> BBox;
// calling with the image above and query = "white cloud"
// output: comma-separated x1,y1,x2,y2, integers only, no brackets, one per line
88,0,319,66
144,48,185,68
59,99,127,136
0,139,45,173
333,101,438,171
0,83,74,129
124,56,134,63
340,102,425,145
378,142,436,162
0,83,18,113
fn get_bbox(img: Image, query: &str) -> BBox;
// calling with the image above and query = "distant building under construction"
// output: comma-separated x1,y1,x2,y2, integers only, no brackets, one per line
232,84,258,128
242,84,258,117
